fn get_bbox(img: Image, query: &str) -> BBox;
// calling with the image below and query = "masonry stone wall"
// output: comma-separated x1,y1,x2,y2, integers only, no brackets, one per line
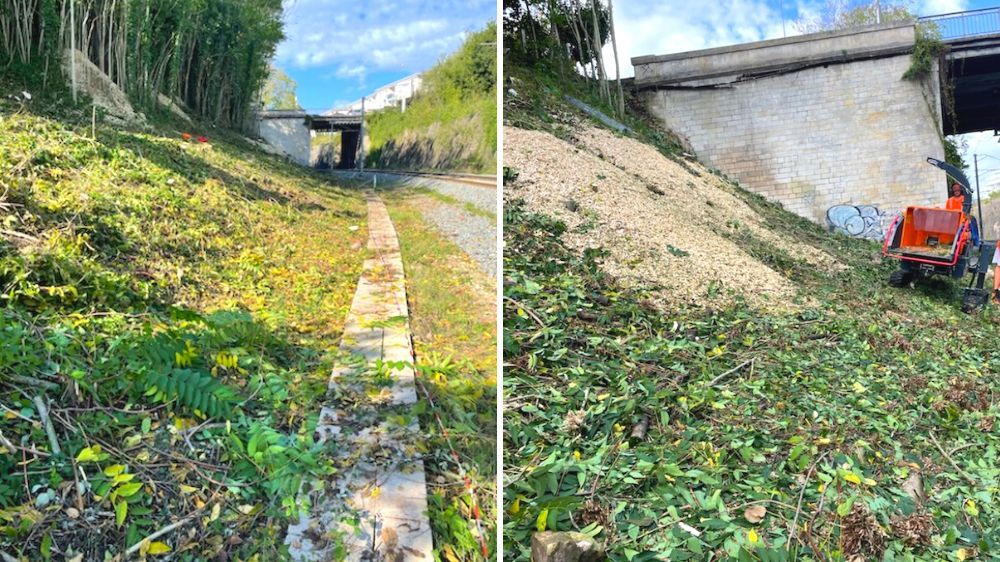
634,25,948,226
257,117,312,166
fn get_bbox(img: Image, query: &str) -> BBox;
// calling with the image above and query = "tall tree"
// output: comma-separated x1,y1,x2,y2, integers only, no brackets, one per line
794,0,916,33
0,0,284,128
607,0,624,116
261,64,301,110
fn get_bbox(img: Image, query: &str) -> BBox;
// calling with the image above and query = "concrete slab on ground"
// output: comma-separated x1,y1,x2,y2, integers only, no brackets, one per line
285,192,432,561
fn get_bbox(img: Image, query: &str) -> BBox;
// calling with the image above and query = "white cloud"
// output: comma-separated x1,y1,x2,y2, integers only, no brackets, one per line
336,64,367,79
597,0,979,79
919,0,969,17
277,0,494,75
598,0,792,79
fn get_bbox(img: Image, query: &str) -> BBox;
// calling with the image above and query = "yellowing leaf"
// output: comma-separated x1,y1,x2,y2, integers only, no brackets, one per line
210,503,221,522
843,473,862,485
536,508,549,532
116,482,143,498
147,541,171,555
75,445,101,463
573,450,581,461
965,499,979,517
369,486,381,499
179,485,198,494
509,497,521,516
114,500,127,528
104,464,125,477
113,473,136,485
748,529,759,544
852,382,867,393
957,548,970,560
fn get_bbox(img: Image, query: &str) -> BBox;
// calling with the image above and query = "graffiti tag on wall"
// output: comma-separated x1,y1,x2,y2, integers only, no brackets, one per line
826,204,894,240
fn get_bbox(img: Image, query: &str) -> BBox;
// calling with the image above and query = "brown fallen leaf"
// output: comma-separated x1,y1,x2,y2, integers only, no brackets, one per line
381,526,399,550
901,470,925,505
744,505,767,524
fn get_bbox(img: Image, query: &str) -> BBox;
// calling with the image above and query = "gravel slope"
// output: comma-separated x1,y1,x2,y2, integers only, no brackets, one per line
328,170,497,278
418,198,496,278
426,180,496,214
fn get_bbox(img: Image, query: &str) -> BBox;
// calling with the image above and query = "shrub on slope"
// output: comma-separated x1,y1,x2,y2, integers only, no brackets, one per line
365,23,497,173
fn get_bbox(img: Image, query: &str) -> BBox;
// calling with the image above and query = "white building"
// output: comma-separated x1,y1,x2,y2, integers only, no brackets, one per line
342,73,423,113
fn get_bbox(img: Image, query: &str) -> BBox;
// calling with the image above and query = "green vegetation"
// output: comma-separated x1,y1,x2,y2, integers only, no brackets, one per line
261,65,302,110
0,0,283,126
504,63,1000,562
365,23,497,173
793,0,916,33
503,0,625,118
0,79,370,558
903,23,948,82
504,60,686,163
504,196,1000,561
384,194,497,558
409,187,497,220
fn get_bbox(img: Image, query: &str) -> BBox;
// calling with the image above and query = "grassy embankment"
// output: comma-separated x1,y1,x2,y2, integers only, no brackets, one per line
0,76,370,559
503,62,1000,561
365,23,498,174
384,193,498,559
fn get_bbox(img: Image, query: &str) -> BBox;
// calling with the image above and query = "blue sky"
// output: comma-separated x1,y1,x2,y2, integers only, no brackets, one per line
602,0,983,77
275,0,495,112
599,0,1000,191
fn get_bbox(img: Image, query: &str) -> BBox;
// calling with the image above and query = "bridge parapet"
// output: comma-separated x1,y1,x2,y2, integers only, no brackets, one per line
631,21,944,227
922,8,1000,41
632,21,915,87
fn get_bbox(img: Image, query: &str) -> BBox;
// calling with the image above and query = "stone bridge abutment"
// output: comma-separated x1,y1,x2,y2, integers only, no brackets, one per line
632,22,945,225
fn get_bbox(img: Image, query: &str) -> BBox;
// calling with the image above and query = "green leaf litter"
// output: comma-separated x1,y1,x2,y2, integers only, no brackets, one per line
503,197,1000,561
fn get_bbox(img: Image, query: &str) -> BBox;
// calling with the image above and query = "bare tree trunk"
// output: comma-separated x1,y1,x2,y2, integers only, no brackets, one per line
590,0,610,102
575,1,596,84
607,0,625,116
548,0,563,75
566,6,584,69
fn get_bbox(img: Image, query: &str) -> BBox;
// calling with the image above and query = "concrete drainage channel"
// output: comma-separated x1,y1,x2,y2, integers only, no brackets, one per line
285,192,432,560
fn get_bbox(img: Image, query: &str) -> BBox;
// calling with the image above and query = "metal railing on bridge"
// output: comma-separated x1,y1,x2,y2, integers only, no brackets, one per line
921,7,1000,41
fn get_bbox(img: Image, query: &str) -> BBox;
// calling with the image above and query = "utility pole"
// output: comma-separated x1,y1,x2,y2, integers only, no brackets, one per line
875,0,881,24
70,0,77,102
359,96,365,172
975,154,985,232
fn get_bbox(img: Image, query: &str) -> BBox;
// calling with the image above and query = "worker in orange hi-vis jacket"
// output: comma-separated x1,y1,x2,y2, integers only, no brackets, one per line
947,183,966,212
993,245,1000,304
